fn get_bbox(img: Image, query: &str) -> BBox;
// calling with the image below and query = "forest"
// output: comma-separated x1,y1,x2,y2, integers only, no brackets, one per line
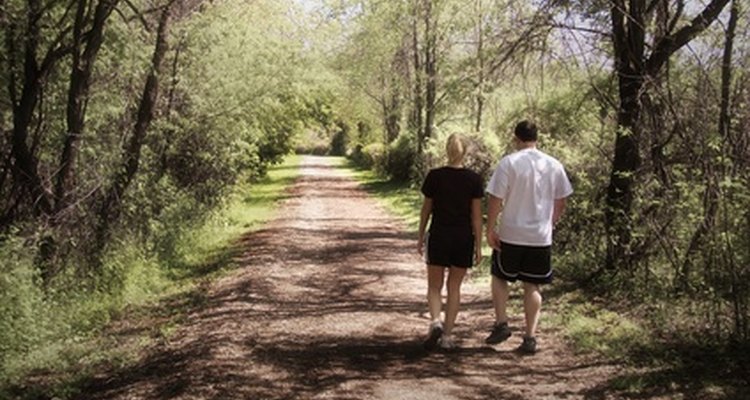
1,0,748,397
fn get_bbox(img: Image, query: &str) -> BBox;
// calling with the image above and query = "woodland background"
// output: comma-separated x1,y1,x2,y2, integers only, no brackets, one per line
1,0,748,395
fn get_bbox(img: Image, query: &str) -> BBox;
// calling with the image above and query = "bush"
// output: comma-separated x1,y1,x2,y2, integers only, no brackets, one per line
330,126,348,156
165,123,237,206
422,130,501,183
382,134,416,182
0,237,47,377
349,142,386,170
463,134,501,183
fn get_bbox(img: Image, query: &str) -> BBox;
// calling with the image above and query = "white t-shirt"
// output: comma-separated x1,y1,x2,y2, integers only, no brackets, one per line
486,148,573,246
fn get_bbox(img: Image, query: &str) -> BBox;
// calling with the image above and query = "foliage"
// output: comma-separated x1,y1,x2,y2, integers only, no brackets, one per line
349,142,386,170
0,156,301,395
382,133,417,182
2,0,749,394
0,236,48,373
0,0,322,391
560,302,647,359
330,126,349,156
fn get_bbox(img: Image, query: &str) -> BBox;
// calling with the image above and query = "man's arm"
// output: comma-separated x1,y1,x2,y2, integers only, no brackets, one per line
486,194,503,250
552,197,566,227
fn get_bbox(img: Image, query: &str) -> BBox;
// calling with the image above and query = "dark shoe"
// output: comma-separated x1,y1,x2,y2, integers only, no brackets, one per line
423,321,443,351
485,322,511,344
517,336,537,354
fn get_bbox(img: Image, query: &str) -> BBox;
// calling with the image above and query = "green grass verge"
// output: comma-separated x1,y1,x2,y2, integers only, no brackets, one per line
0,155,302,400
168,154,302,280
545,290,647,359
343,162,422,230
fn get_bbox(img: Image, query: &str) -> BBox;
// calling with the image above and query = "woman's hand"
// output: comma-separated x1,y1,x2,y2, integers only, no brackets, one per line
474,245,482,265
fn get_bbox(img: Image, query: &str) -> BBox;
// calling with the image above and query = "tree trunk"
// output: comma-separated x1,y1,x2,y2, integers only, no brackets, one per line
384,91,401,144
94,1,173,260
473,0,484,133
423,0,436,144
55,0,119,212
384,44,406,144
604,0,645,271
410,0,423,154
9,0,52,215
679,0,739,290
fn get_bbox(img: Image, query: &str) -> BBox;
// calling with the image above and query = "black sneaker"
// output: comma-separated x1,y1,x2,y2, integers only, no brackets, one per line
485,322,511,344
517,336,537,355
423,322,443,351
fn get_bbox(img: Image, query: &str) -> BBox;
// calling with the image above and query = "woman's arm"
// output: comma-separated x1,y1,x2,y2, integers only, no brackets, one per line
417,197,433,256
471,198,482,263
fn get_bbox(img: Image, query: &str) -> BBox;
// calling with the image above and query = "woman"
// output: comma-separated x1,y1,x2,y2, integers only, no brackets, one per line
417,134,483,350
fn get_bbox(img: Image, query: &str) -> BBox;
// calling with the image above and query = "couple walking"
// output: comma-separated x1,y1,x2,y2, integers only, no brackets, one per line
417,120,573,354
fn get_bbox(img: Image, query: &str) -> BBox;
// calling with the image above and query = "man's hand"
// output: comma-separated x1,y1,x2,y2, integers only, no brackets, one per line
486,229,500,250
486,194,503,251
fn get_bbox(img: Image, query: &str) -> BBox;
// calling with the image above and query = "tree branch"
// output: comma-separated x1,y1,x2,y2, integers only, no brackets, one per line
550,22,611,38
645,0,730,76
667,0,685,33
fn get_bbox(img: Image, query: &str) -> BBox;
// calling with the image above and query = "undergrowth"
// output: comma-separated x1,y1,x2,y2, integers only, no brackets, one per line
0,155,301,399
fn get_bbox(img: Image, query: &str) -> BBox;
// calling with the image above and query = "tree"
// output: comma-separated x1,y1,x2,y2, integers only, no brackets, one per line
604,0,731,271
55,0,121,212
95,0,178,261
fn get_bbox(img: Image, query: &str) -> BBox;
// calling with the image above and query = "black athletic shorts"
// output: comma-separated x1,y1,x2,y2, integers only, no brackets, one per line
491,241,552,284
425,226,475,268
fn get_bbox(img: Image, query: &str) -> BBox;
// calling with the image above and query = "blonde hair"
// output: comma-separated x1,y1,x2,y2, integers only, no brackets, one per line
446,134,467,165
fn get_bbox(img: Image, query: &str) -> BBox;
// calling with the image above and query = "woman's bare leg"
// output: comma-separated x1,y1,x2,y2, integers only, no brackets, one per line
426,265,445,322
443,267,467,336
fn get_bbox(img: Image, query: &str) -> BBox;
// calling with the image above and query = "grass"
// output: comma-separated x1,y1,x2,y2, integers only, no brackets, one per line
175,155,301,268
545,290,648,359
0,155,302,400
343,162,422,230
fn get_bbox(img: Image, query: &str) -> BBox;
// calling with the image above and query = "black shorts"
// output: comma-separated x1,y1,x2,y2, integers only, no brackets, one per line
425,226,475,268
491,241,552,284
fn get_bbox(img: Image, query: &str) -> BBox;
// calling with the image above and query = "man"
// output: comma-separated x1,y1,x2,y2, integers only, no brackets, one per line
484,120,573,354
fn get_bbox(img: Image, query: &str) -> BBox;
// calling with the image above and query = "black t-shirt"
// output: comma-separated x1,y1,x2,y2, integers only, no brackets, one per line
421,167,484,230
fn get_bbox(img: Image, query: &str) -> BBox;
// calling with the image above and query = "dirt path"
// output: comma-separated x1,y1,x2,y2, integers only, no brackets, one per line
82,156,619,400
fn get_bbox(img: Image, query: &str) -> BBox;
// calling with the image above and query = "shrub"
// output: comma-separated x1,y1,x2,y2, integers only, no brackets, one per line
330,127,348,156
463,134,501,183
349,142,386,170
382,134,416,182
0,237,47,377
422,130,501,183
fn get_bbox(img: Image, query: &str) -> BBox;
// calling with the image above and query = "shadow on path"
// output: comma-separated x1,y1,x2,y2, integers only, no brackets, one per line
72,156,620,400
